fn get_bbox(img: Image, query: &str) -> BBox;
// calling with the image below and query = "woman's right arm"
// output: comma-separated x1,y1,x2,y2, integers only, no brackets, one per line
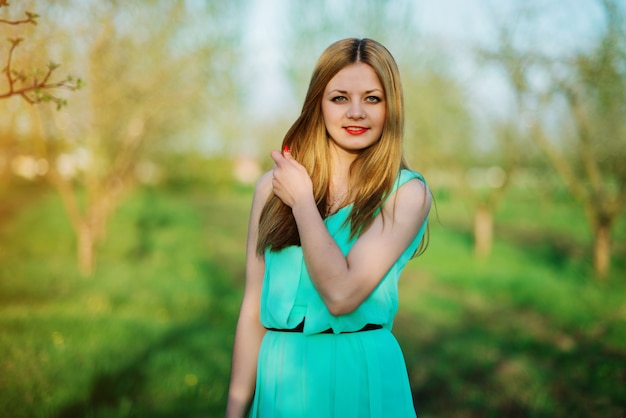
226,171,273,418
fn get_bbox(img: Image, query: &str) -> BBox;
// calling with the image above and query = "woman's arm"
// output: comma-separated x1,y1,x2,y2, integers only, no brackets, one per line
271,150,431,316
226,172,273,418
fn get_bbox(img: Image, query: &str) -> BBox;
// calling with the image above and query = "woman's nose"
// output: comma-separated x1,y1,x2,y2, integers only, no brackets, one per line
346,102,366,120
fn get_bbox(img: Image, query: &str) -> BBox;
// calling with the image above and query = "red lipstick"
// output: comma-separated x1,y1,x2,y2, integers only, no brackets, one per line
344,126,368,135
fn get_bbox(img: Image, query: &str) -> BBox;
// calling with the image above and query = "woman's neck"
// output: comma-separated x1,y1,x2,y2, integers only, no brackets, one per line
329,145,356,183
327,146,355,215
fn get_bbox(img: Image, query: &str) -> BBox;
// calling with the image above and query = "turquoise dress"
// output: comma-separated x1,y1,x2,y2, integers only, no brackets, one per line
249,170,428,418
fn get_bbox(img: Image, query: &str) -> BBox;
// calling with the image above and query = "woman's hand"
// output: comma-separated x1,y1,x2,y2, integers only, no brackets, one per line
269,146,314,209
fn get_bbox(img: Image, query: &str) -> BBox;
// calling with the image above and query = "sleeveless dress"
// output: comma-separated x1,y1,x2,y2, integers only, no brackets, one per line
249,170,428,418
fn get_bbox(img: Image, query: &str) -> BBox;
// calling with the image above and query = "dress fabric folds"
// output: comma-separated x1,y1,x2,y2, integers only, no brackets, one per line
249,170,427,418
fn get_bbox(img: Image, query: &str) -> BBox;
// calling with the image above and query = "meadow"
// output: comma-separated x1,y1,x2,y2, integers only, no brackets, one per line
0,180,624,417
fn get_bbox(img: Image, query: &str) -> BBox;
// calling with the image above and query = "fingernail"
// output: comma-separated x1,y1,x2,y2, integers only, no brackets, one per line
283,145,290,154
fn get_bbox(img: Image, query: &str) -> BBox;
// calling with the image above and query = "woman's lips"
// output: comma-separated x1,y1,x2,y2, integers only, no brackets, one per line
344,126,368,135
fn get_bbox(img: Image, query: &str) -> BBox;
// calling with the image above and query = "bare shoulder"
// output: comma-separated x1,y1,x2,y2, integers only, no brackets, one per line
253,170,274,203
384,177,431,222
247,170,274,237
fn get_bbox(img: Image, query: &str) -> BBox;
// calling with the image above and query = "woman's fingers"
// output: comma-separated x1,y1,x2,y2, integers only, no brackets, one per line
269,147,312,208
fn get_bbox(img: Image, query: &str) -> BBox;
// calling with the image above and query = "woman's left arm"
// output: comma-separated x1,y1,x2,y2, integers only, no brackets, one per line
271,150,431,316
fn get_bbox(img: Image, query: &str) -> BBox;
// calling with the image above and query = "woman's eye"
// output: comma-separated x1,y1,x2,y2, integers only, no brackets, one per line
366,96,382,103
331,96,347,103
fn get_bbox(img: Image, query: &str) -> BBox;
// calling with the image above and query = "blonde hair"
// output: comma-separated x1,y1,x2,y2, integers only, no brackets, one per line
257,38,423,255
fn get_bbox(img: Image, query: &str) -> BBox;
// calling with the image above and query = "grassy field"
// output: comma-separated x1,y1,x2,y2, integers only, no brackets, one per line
0,182,624,417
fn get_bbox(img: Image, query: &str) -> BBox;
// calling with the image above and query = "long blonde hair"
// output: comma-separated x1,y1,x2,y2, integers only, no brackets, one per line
257,38,415,255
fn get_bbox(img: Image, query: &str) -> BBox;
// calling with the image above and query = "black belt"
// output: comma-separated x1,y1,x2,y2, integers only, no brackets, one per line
266,320,382,334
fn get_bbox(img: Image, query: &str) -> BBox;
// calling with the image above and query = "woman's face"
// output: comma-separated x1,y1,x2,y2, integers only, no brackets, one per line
321,63,386,156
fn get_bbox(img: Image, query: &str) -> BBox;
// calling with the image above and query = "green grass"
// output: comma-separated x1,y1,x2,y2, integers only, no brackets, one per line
397,190,626,417
0,186,249,417
0,183,624,417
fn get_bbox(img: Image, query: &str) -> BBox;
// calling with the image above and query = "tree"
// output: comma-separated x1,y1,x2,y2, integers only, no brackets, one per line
541,1,626,277
6,0,245,276
488,0,626,278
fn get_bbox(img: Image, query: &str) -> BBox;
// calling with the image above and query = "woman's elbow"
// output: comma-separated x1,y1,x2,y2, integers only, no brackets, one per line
325,296,361,316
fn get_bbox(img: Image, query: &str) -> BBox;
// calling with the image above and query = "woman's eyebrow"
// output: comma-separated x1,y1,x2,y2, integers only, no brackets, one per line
326,88,383,95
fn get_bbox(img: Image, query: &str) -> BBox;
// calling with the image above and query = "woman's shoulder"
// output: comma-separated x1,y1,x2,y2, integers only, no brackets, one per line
252,170,274,205
398,168,426,185
386,169,431,217
256,170,274,188
390,169,428,197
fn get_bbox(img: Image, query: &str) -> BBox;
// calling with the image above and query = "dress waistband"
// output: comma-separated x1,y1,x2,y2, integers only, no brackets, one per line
266,320,382,334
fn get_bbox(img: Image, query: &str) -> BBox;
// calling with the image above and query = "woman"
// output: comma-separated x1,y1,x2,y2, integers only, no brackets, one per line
227,38,431,418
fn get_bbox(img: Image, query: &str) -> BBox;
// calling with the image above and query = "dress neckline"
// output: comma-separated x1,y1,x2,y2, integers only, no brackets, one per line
324,203,353,220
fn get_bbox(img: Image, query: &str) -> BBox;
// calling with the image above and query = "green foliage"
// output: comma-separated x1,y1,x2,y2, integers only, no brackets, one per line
0,186,249,417
0,184,624,417
158,154,242,194
399,188,626,416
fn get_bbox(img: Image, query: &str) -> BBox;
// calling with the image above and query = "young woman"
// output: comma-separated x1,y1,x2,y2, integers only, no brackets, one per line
227,38,431,418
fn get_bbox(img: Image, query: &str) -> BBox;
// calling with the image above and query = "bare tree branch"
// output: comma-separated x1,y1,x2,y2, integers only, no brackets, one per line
0,9,38,26
1,5,81,108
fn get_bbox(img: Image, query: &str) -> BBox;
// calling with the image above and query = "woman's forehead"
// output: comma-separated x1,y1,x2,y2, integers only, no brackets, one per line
325,63,383,93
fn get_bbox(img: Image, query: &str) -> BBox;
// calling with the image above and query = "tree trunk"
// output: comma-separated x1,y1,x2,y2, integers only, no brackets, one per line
77,223,95,277
593,221,611,279
474,205,494,258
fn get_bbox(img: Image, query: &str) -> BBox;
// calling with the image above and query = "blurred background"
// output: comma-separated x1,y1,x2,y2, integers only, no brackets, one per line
1,0,625,416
